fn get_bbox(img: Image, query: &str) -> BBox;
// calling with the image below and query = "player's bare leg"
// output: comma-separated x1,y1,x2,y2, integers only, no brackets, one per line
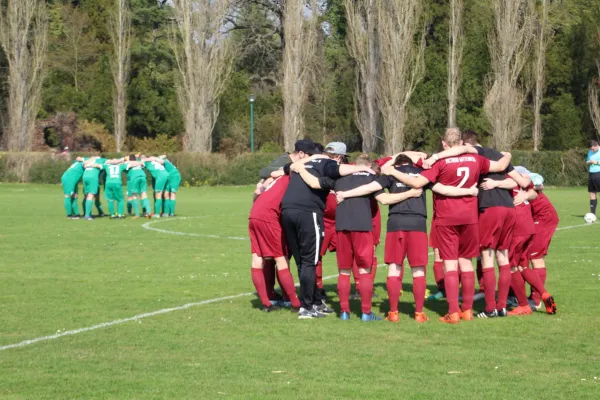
457,257,475,321
250,254,279,312
385,263,403,322
274,257,301,310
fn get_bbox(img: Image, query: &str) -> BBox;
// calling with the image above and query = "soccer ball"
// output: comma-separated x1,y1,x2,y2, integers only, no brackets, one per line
584,213,597,224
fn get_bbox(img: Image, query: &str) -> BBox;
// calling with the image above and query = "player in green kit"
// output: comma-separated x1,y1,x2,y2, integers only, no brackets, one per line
142,156,169,218
60,156,85,219
126,154,151,218
159,155,181,216
82,156,120,220
102,160,144,218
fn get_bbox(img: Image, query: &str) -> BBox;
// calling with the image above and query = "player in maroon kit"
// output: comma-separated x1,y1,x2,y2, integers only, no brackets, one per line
315,192,337,300
386,128,512,324
336,153,478,323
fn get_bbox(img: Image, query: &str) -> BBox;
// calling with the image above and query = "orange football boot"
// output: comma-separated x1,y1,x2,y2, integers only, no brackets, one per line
414,312,429,323
439,312,460,324
508,305,533,316
385,311,400,323
460,309,473,321
541,292,557,315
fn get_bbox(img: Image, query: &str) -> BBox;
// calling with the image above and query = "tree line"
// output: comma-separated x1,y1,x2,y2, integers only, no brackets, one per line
0,0,599,154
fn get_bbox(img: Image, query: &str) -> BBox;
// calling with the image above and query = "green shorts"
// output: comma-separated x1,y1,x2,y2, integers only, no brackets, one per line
105,182,124,202
127,176,147,196
83,177,99,195
166,174,181,193
61,177,78,196
153,174,168,192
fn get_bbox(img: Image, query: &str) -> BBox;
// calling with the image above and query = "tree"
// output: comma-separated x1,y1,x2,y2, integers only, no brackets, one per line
484,0,534,150
590,61,600,139
169,0,236,152
377,0,425,153
0,0,48,151
109,0,132,152
532,0,551,151
447,0,464,128
281,0,319,151
345,0,379,152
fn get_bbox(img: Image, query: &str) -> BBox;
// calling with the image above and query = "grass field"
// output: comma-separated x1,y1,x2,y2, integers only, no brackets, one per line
0,184,599,399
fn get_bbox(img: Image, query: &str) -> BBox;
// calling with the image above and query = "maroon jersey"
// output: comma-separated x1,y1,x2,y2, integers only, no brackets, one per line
324,192,337,223
530,192,559,226
511,183,535,236
420,154,490,226
249,175,290,222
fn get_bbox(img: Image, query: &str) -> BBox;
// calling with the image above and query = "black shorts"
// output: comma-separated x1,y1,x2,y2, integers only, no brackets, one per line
588,173,600,193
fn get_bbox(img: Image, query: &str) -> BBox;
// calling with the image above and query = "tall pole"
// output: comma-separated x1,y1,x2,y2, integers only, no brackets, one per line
249,94,256,153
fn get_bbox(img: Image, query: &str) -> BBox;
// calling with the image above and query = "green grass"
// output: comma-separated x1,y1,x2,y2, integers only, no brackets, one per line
0,184,599,399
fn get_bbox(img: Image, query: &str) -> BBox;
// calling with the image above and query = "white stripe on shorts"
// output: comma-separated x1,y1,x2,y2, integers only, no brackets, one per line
313,212,320,265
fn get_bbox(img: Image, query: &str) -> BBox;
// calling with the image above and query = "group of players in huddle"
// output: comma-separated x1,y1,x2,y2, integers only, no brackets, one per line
249,128,558,323
60,153,181,220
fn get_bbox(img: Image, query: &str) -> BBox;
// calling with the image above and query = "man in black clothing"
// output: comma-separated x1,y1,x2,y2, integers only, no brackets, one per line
281,141,375,319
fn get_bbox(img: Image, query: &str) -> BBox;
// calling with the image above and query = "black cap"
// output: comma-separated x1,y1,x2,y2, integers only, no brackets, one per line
294,139,320,155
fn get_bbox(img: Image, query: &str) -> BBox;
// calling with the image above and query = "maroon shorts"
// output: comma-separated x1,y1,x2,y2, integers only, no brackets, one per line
509,234,533,267
372,215,382,246
429,220,438,248
479,207,516,250
321,220,337,256
384,231,428,267
436,224,479,260
529,222,557,259
336,231,374,270
249,218,287,258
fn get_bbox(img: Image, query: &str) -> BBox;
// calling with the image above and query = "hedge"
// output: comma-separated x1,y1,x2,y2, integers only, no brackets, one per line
0,149,590,187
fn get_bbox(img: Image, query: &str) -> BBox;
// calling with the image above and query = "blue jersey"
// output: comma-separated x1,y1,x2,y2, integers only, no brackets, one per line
587,150,600,173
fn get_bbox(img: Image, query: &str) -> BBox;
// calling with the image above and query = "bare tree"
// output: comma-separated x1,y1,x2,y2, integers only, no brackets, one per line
109,0,132,152
0,0,48,151
281,0,319,151
170,0,237,152
447,0,464,128
484,0,535,150
377,0,426,154
532,0,552,151
590,61,600,139
346,0,379,152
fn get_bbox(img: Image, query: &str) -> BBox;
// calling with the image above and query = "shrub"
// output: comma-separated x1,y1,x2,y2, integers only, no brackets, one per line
129,134,182,154
29,158,71,184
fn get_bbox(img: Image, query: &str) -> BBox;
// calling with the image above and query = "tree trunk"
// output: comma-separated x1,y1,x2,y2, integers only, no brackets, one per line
447,0,464,128
110,0,131,152
533,0,549,152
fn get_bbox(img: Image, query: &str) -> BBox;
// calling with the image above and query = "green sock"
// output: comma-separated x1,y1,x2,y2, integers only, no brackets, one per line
95,198,104,215
72,199,80,215
171,199,176,215
127,201,132,215
141,198,151,214
108,201,115,216
85,200,93,217
82,198,87,215
132,199,140,216
117,200,124,216
64,197,72,216
155,199,163,215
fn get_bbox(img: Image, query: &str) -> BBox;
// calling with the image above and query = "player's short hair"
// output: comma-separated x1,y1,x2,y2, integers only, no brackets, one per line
371,162,381,175
314,143,324,154
393,154,413,166
355,153,372,166
589,140,599,148
462,129,479,145
443,128,462,146
128,154,136,161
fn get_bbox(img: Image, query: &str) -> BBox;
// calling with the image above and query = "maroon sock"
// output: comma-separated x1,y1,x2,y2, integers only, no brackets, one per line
511,271,529,307
445,270,460,314
482,268,497,313
263,260,276,298
531,268,547,304
251,268,271,307
521,267,547,295
316,260,323,289
476,258,484,291
358,273,374,314
496,264,511,309
386,276,402,312
338,274,351,313
433,261,444,291
460,271,475,311
413,276,426,313
370,258,378,281
276,268,301,308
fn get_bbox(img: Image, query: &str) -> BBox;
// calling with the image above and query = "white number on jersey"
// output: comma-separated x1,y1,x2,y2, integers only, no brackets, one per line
109,165,120,179
457,167,469,188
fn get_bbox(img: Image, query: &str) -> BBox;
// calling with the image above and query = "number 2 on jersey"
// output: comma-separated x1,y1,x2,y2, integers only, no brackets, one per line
457,167,469,188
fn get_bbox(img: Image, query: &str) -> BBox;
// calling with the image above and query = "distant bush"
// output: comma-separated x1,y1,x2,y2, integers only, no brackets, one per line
0,149,591,186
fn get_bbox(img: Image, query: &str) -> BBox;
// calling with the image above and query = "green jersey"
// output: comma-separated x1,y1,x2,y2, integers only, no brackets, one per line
127,163,146,180
163,159,180,176
83,157,107,181
61,161,84,182
144,160,168,179
103,163,127,185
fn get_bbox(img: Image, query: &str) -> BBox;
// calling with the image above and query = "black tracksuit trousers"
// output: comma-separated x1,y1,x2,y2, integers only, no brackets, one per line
281,208,325,309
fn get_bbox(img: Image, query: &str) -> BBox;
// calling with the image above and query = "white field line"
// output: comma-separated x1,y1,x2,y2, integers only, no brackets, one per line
142,217,247,240
0,221,593,352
